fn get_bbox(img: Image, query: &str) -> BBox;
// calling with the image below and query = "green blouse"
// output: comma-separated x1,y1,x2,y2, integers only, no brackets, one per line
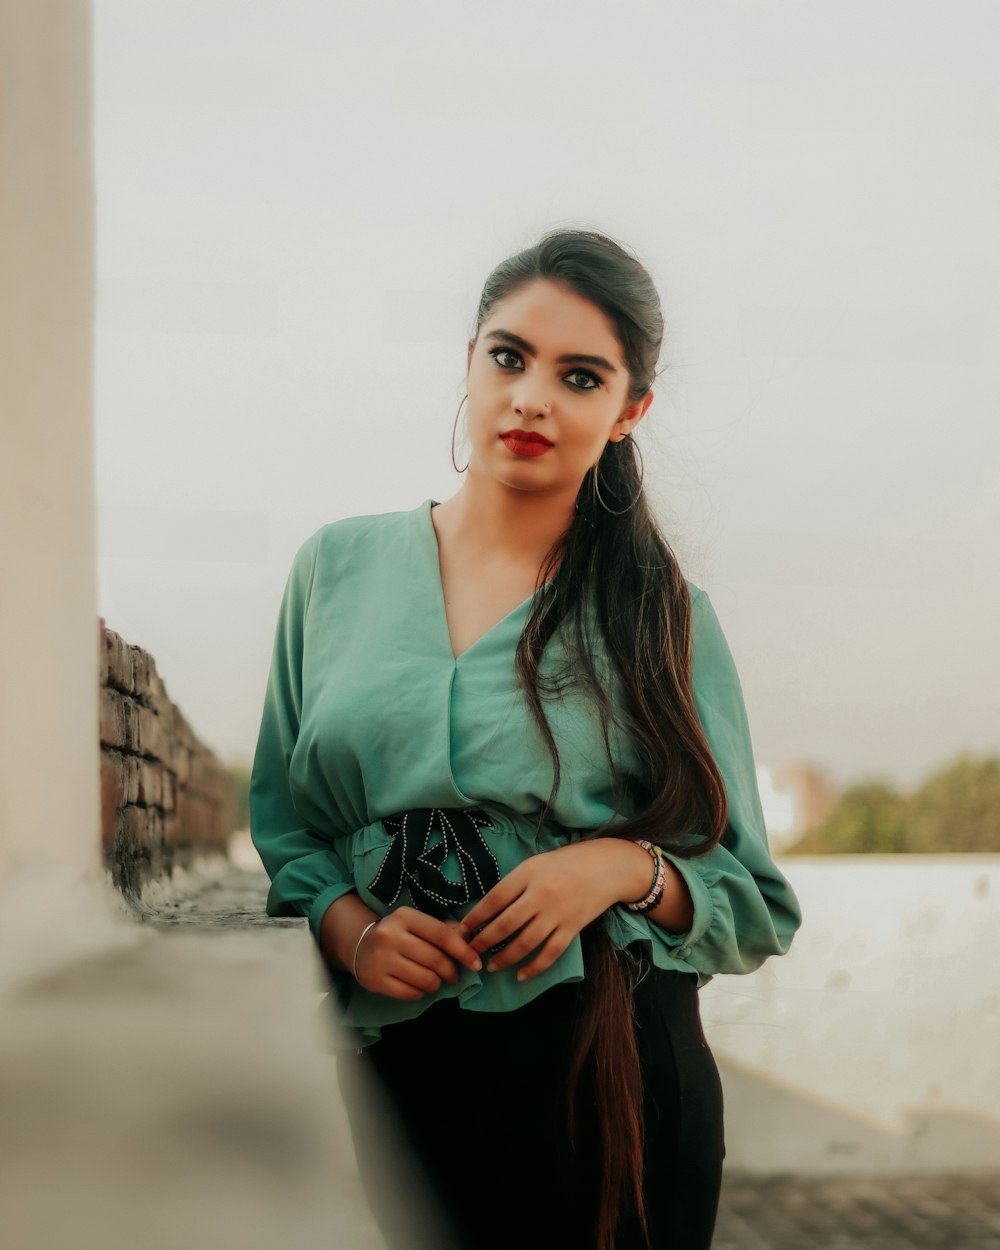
249,497,802,1052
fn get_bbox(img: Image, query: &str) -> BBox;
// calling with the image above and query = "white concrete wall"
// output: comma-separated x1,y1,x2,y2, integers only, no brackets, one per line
0,1,135,992
704,855,1000,1173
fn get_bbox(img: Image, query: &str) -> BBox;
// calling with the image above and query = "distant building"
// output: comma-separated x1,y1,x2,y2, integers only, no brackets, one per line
769,761,839,848
759,762,839,850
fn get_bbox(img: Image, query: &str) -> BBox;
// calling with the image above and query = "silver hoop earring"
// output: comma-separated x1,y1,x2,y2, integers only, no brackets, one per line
451,394,469,474
590,433,644,515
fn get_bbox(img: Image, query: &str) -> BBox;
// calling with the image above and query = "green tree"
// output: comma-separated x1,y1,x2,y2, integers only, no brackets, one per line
785,781,908,854
906,753,1000,852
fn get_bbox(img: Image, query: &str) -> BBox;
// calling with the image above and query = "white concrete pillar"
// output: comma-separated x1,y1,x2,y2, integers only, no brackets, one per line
0,1,133,992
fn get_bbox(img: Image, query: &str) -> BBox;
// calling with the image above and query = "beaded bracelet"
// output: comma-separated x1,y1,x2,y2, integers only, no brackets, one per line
624,838,667,913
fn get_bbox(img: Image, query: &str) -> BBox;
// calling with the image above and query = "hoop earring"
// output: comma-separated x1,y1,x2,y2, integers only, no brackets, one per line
590,433,644,515
451,394,469,473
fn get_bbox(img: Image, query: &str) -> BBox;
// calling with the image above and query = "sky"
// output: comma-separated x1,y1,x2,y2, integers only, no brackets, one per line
92,0,1000,795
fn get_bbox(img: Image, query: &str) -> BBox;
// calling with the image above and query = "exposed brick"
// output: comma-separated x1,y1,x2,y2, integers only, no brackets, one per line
171,740,192,786
100,630,114,686
114,816,143,857
108,842,147,898
99,686,127,749
162,811,179,847
133,703,163,759
161,767,176,812
99,622,237,898
173,787,190,835
121,754,142,804
189,752,213,795
184,791,210,845
103,629,134,693
130,646,151,698
135,757,165,807
118,804,163,857
145,665,171,718
186,789,229,851
99,752,127,849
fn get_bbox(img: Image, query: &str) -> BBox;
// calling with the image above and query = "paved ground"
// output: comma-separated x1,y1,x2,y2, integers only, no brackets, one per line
4,856,998,1249
715,1172,1000,1249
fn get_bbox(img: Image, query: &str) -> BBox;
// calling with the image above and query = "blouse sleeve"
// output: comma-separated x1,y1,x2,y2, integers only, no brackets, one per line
249,532,356,942
656,587,803,975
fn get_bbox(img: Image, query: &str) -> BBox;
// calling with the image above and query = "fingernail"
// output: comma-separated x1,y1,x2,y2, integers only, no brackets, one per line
471,957,482,970
516,971,527,982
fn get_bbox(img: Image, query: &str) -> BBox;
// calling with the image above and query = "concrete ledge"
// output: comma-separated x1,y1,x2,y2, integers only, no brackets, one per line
0,866,388,1250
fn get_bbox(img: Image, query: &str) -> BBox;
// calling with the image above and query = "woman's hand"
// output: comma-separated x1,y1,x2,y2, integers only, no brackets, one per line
354,907,483,1001
458,839,651,982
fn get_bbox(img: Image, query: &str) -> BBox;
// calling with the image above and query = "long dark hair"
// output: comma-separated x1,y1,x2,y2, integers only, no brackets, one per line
468,228,729,1250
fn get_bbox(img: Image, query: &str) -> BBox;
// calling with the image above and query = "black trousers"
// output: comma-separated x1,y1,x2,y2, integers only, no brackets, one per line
336,950,725,1250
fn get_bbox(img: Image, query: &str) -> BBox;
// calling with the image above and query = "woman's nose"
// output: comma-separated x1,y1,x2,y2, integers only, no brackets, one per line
513,386,552,418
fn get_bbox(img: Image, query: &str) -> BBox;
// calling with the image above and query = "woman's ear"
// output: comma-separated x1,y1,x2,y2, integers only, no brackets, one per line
615,390,654,439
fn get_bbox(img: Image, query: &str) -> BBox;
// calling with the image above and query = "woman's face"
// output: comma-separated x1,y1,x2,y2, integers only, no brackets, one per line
464,277,652,497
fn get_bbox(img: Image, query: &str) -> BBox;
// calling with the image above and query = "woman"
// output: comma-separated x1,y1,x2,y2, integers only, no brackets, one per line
249,228,803,1250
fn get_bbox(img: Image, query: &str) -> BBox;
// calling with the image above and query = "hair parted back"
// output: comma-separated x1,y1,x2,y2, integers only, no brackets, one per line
468,228,729,1250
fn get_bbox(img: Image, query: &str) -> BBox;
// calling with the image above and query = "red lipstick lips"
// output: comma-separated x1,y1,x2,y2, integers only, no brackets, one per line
499,429,554,458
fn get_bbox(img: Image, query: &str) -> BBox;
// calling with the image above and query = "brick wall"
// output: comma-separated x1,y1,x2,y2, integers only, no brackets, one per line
98,618,236,899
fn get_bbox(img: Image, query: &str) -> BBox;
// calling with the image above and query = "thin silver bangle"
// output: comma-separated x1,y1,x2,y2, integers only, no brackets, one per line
352,919,379,982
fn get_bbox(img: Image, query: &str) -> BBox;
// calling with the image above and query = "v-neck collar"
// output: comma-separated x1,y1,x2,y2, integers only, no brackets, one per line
417,496,553,664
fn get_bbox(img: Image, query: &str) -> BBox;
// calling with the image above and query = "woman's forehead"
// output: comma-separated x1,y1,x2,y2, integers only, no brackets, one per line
481,279,624,362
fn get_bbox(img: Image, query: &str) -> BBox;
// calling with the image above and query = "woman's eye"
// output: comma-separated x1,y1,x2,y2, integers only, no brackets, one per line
487,346,601,392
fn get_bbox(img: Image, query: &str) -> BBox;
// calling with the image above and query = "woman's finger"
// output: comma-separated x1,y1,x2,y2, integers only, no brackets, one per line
468,896,534,956
485,916,558,973
398,933,462,984
382,975,427,1001
399,908,482,971
359,921,447,993
511,929,570,981
390,956,444,994
461,875,526,937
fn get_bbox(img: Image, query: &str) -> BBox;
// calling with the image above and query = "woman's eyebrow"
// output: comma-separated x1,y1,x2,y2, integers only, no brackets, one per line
484,329,619,374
